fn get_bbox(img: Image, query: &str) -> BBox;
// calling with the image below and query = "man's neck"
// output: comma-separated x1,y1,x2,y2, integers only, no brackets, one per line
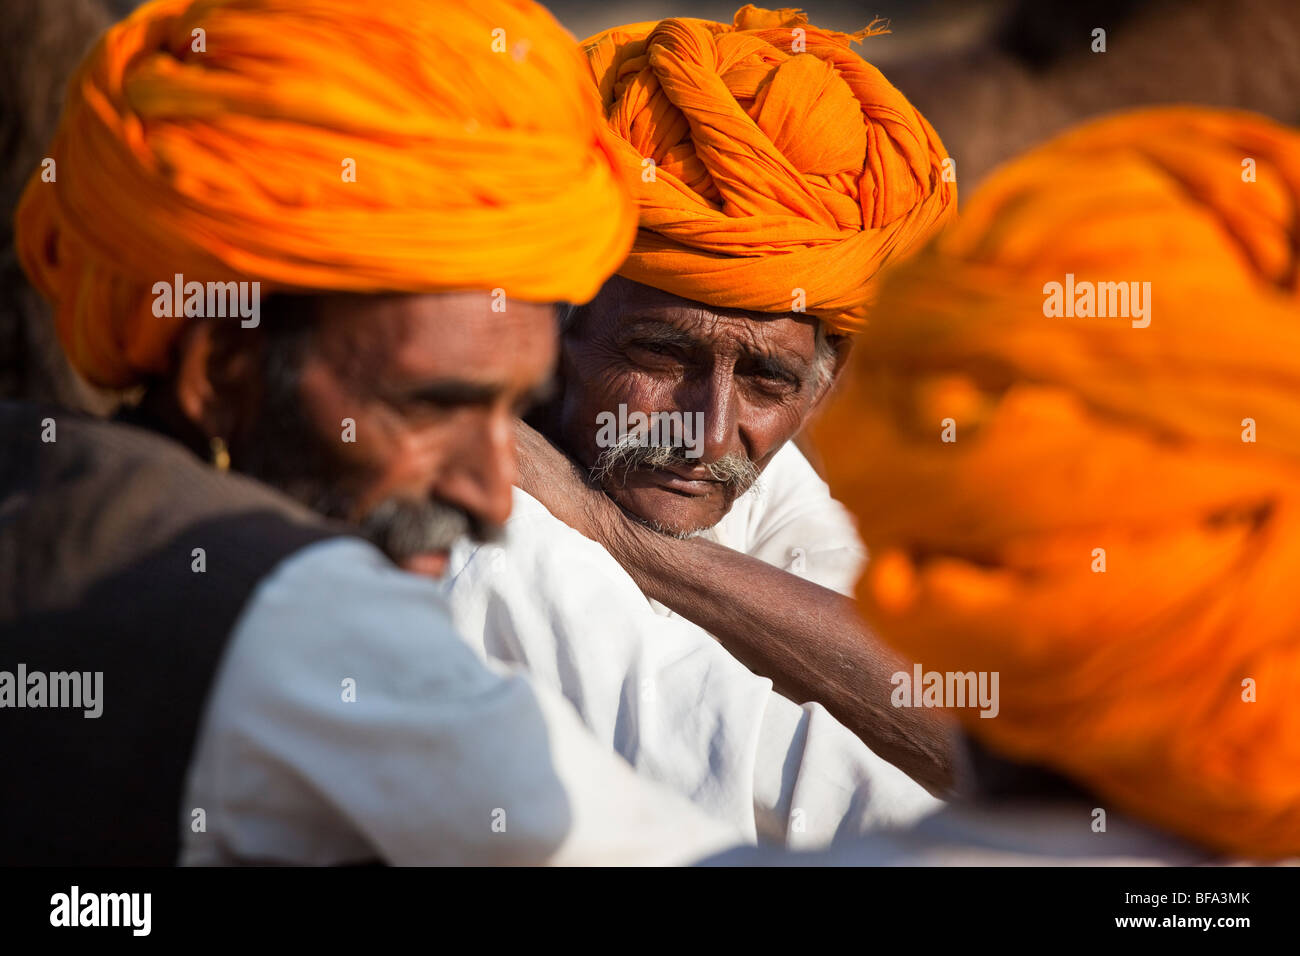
117,387,209,461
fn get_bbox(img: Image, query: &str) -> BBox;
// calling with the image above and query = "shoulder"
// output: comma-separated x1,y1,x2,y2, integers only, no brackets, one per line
760,440,843,509
448,488,646,604
228,536,487,693
1,401,338,565
720,441,840,535
3,402,320,520
721,441,866,590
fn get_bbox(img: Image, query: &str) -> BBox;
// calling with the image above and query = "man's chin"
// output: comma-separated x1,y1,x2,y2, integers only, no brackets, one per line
398,549,452,579
606,480,728,539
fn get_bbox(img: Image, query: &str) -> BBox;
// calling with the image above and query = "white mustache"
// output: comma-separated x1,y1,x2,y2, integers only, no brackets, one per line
590,433,760,496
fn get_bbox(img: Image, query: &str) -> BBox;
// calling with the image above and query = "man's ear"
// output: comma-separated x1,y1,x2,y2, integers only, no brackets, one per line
173,318,262,442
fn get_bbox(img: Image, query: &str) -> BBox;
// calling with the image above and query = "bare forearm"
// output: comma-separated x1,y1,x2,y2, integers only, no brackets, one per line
512,419,957,792
607,521,957,795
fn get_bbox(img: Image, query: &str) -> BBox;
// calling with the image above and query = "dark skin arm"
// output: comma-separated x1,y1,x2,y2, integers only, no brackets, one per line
516,422,958,796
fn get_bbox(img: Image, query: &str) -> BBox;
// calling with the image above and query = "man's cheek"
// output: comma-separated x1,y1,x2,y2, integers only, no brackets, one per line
367,425,450,495
336,419,443,519
558,381,609,465
593,370,682,426
298,366,393,466
740,405,809,465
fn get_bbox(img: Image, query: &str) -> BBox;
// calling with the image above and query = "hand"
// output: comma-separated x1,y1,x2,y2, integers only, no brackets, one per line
514,420,620,543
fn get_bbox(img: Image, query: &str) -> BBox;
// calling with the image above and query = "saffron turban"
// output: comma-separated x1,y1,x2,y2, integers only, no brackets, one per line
581,5,956,333
16,0,635,388
815,107,1300,859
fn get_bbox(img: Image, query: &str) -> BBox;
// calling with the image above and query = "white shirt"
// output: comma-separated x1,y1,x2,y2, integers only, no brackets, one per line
181,538,740,866
708,800,1216,866
443,443,938,849
651,441,867,615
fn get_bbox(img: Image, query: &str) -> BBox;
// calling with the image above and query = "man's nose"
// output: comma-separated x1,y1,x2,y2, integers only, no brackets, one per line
437,407,516,531
677,364,740,463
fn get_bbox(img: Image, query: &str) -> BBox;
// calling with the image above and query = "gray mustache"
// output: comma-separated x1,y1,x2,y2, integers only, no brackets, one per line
590,434,760,498
359,497,499,566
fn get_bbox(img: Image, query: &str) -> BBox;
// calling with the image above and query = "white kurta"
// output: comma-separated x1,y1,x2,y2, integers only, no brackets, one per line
444,442,938,849
678,440,867,599
181,538,740,866
707,801,1217,866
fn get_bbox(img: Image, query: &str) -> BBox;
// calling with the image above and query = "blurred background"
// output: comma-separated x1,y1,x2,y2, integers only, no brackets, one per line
5,0,1299,411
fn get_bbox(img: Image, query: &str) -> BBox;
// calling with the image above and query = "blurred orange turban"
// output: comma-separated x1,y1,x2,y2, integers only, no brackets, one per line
16,0,635,388
816,107,1300,859
582,5,955,333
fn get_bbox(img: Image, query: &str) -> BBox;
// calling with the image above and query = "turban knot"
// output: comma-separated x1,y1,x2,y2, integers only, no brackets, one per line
582,5,955,332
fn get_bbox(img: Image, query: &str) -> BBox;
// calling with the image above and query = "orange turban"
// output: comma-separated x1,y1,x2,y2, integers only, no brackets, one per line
815,107,1300,859
582,5,955,333
16,0,635,388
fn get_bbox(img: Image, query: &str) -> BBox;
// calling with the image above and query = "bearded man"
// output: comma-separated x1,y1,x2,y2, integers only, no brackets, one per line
444,6,959,847
0,0,738,865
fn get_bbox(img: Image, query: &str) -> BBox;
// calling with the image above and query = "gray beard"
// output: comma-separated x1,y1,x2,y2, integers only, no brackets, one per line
357,496,486,565
236,407,493,566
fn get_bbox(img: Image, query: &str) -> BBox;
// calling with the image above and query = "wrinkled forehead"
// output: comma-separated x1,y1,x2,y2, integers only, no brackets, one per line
308,290,558,391
578,276,820,360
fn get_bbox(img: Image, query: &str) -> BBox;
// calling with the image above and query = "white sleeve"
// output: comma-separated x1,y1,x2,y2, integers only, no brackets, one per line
743,442,868,597
180,537,739,866
447,492,940,849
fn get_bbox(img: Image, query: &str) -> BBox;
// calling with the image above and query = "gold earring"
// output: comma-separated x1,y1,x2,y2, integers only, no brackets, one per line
210,436,231,472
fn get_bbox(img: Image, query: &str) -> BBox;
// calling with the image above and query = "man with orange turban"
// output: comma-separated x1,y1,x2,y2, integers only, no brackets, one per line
1,0,743,865
447,5,960,837
808,106,1300,862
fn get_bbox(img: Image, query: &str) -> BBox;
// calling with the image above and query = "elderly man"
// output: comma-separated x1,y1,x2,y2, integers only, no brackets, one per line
444,7,957,846
1,0,737,865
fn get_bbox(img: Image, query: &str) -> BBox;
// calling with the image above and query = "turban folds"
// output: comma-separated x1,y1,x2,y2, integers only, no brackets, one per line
16,0,636,388
815,108,1300,858
582,5,955,333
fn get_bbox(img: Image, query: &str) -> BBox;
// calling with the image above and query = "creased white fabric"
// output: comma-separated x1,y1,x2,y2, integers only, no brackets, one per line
705,801,1216,866
181,538,739,866
647,442,866,619
444,453,938,848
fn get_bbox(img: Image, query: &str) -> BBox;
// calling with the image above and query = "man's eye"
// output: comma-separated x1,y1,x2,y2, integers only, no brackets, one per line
403,394,480,415
397,400,454,423
628,342,680,360
749,369,800,392
411,396,461,410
